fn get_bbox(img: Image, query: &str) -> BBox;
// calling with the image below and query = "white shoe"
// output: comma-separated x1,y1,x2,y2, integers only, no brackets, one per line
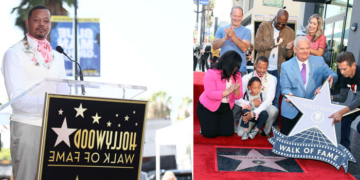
249,130,258,139
241,132,249,140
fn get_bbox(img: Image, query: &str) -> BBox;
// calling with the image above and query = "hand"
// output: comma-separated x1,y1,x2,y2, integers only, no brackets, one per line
286,40,294,49
277,34,285,44
227,84,235,94
242,112,252,123
329,111,343,126
327,75,334,86
200,49,205,54
225,26,235,39
247,106,252,110
284,92,293,106
234,80,240,91
253,97,262,107
314,87,321,95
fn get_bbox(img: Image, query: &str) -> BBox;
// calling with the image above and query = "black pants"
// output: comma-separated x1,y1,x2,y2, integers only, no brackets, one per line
196,101,234,138
193,56,198,71
201,56,209,72
340,111,360,150
280,112,302,136
240,109,268,130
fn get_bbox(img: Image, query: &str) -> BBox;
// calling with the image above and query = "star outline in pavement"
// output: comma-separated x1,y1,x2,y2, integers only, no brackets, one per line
285,80,360,147
74,103,87,118
51,117,77,148
220,149,288,172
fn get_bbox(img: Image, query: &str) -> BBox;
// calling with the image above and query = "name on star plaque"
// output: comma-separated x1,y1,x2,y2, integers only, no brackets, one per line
36,93,147,180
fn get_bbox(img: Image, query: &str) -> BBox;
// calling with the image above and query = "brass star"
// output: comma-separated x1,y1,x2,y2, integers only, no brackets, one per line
124,115,129,121
58,109,63,115
107,121,112,127
92,113,101,124
135,123,138,126
133,111,136,114
116,114,118,117
118,124,121,127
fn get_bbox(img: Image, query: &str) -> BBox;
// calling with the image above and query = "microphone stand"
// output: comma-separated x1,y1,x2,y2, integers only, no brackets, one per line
62,53,86,95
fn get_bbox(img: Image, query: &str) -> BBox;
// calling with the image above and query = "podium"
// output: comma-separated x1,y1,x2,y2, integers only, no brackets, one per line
0,78,148,180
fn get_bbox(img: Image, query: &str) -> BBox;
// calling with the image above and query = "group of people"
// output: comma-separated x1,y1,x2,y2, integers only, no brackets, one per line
196,6,360,152
193,36,221,72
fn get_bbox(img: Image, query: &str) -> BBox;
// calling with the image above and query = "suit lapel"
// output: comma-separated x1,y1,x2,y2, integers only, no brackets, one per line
291,58,305,91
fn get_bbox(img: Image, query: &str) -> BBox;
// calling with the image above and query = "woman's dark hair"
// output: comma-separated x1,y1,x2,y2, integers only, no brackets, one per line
247,77,261,89
211,50,242,80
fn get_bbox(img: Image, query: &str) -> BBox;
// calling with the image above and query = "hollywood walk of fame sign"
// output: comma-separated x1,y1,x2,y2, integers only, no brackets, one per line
269,81,358,173
36,93,147,180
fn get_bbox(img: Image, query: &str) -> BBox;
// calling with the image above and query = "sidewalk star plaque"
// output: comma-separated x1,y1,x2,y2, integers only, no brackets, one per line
36,94,147,180
269,81,358,173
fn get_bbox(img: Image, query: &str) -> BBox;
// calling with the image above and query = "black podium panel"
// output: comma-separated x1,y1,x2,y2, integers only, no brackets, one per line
37,94,147,180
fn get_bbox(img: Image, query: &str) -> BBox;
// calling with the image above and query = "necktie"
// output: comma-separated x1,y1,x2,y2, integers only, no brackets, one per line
301,63,306,84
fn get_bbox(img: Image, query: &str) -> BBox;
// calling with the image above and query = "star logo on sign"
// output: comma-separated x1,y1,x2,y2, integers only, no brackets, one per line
74,103,87,118
52,118,77,148
58,109,63,115
92,113,101,124
124,115,129,121
285,80,360,146
107,121,112,127
220,149,288,172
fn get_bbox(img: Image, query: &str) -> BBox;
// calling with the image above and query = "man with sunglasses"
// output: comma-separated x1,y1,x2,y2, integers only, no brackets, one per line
254,9,295,131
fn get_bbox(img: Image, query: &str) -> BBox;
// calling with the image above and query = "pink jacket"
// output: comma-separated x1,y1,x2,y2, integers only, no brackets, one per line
199,69,243,112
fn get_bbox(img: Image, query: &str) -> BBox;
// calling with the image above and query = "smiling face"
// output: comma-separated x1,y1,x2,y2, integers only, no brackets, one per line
274,15,288,31
294,39,310,62
230,8,243,28
26,9,52,40
308,17,318,35
255,60,268,78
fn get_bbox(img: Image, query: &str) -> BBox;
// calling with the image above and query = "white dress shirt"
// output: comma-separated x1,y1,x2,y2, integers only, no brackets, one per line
235,71,277,115
1,34,68,126
296,58,310,90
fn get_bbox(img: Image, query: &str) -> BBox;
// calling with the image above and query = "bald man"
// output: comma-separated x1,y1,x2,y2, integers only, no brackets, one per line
255,9,295,130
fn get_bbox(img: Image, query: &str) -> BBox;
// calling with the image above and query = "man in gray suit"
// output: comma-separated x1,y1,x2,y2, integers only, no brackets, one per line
280,36,338,135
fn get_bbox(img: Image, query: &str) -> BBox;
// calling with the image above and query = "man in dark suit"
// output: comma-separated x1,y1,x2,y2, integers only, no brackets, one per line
200,36,211,72
280,36,338,135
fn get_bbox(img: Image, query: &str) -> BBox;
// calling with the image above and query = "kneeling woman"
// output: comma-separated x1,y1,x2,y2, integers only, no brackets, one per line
196,50,243,138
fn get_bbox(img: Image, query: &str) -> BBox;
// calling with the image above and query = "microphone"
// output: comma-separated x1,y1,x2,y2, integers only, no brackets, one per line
56,46,86,95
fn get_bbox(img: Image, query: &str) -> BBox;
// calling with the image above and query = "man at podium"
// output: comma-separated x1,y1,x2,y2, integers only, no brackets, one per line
1,5,68,180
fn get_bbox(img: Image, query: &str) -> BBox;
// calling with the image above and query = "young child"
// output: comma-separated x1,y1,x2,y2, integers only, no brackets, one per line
240,77,269,140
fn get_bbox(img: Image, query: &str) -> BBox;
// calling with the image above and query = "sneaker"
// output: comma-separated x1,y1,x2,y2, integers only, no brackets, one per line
241,132,249,140
249,130,258,139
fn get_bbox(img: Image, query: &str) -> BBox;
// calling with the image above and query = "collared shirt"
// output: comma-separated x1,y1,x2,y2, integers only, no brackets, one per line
296,57,310,89
268,23,280,71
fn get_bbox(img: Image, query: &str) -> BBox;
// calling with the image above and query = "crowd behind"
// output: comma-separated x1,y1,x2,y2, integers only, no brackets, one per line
194,6,360,151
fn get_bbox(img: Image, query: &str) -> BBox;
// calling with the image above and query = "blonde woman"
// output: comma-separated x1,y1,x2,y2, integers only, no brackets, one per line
305,14,326,56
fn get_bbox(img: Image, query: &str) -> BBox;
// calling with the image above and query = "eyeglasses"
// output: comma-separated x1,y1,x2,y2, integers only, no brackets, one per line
275,19,287,26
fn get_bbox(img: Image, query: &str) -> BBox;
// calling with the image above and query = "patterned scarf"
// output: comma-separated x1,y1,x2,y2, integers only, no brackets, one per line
27,33,53,64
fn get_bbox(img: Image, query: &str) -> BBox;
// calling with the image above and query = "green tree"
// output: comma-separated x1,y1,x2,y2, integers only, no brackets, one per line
12,0,75,36
176,96,193,121
142,91,172,119
0,144,11,160
205,0,216,28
